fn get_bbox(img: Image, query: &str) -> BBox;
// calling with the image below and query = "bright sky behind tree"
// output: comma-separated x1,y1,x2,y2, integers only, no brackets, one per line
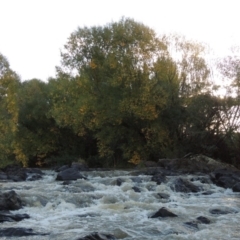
0,0,239,81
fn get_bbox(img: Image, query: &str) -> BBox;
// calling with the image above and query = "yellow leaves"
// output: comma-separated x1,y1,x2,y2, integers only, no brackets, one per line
89,60,97,69
128,151,141,165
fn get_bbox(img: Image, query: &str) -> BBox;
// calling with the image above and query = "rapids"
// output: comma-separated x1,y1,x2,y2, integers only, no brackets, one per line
0,170,240,239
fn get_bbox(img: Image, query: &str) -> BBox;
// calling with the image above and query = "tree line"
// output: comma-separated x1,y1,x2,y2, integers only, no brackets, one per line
0,18,240,168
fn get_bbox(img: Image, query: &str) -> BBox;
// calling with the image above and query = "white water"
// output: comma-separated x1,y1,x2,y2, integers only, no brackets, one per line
1,170,240,240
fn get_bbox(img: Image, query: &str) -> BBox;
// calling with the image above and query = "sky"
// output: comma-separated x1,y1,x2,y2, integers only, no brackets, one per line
0,0,240,81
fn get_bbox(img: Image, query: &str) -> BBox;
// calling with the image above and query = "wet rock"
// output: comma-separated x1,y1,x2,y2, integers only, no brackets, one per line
77,232,116,240
158,155,237,174
210,169,240,190
27,174,42,181
132,186,141,192
0,171,8,180
116,178,124,186
150,207,178,218
0,191,22,210
56,168,86,181
151,173,166,185
0,228,48,237
56,165,70,172
71,161,89,171
130,176,142,183
0,211,30,222
184,221,198,229
157,193,170,199
232,182,240,192
209,207,238,215
170,178,201,193
1,164,43,182
196,216,211,224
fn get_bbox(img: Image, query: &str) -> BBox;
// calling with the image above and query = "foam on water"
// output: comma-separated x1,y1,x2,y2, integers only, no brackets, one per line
1,170,240,239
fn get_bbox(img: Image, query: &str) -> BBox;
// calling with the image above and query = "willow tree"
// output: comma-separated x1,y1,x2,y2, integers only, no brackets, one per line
53,18,178,166
0,53,20,166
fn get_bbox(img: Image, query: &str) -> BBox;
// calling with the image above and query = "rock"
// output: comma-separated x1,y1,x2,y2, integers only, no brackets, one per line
209,207,238,215
55,165,70,172
56,168,86,181
151,173,166,185
157,193,170,199
1,164,43,182
0,191,22,211
0,228,48,237
27,174,42,181
210,169,240,190
144,161,158,167
116,178,124,186
184,221,198,229
170,178,201,193
0,171,8,180
132,186,141,192
196,216,211,224
158,155,237,174
77,232,116,240
0,211,30,222
150,207,178,218
232,182,240,192
71,161,89,171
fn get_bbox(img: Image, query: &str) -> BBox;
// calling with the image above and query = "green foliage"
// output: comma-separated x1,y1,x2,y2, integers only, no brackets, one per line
0,18,240,168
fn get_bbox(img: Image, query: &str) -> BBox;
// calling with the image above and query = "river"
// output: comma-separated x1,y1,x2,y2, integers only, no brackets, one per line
1,169,240,239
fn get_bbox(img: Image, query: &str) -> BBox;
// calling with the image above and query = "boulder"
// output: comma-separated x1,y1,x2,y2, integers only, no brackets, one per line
158,155,237,174
71,161,89,171
184,221,198,229
56,168,86,181
0,211,30,222
232,182,240,192
77,232,116,240
209,207,238,215
0,191,22,211
1,164,43,182
170,178,201,193
151,173,166,185
196,216,211,224
132,186,141,192
150,207,178,218
0,228,48,237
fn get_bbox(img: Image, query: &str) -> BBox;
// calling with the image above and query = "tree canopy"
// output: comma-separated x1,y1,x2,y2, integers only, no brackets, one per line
0,18,240,168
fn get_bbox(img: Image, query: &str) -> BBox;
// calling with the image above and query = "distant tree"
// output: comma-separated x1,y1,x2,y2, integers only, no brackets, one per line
0,53,20,166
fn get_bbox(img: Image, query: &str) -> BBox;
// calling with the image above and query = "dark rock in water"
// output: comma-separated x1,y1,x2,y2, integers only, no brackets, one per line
158,155,237,174
232,182,240,192
0,191,22,211
130,177,142,183
116,178,124,186
170,178,201,193
184,221,199,229
196,216,211,224
157,193,170,199
151,173,166,185
132,186,141,192
0,211,30,222
201,191,214,195
56,165,69,172
0,228,48,237
0,171,8,180
71,161,89,171
209,207,238,215
210,169,240,190
27,174,42,181
150,207,178,218
56,168,86,181
77,232,116,240
0,164,43,182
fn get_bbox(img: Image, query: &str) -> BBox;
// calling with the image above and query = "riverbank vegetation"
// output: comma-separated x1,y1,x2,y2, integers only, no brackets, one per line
0,18,240,168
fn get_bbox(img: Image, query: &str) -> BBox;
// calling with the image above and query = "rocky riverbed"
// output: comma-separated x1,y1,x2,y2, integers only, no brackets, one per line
0,155,240,239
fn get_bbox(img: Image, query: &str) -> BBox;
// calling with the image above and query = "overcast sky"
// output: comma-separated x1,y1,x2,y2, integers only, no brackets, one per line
0,0,239,81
